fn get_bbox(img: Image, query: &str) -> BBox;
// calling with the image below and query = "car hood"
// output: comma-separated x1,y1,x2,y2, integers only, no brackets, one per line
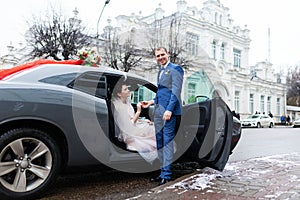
241,118,257,122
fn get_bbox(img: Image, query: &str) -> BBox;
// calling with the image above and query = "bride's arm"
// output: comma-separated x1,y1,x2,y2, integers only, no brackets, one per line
131,102,142,124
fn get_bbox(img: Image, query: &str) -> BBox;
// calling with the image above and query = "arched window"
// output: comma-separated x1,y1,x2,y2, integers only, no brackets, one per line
220,43,225,60
212,40,217,59
130,27,137,43
219,15,222,26
215,12,218,24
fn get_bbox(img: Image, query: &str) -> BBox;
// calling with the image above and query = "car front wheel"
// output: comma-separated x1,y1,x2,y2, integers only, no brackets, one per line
257,123,261,128
269,123,274,128
0,128,62,199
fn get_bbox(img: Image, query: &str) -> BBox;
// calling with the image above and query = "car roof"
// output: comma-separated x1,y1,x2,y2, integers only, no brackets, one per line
0,59,144,84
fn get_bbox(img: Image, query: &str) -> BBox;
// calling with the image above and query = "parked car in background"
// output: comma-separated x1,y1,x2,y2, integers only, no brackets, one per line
0,60,241,199
241,114,275,128
292,118,300,128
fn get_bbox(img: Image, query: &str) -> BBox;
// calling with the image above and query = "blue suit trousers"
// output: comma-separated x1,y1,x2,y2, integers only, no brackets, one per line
154,107,177,180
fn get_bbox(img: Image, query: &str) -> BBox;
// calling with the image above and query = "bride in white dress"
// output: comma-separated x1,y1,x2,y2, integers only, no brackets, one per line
112,83,157,163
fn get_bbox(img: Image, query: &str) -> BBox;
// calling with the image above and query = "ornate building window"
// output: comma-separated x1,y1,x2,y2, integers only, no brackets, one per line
260,95,265,113
249,93,254,114
276,98,281,115
212,40,217,60
186,33,199,56
220,43,225,60
234,91,240,112
233,48,241,67
215,12,218,24
267,96,271,113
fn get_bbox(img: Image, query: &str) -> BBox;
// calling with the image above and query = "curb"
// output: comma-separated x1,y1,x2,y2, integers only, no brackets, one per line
149,171,198,193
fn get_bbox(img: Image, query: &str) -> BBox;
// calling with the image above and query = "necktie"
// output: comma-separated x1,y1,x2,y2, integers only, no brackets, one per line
159,67,164,81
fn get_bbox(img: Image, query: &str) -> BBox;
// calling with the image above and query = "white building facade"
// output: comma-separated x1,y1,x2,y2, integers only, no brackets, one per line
110,0,286,122
0,0,287,122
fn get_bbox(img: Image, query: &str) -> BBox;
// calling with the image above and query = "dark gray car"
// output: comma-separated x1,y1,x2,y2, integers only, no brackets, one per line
0,61,241,199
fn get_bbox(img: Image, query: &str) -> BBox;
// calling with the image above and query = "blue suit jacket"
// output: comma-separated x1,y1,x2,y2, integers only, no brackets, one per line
154,62,184,115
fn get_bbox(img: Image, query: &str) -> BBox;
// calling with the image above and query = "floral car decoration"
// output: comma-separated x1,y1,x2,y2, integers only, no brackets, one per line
77,48,101,67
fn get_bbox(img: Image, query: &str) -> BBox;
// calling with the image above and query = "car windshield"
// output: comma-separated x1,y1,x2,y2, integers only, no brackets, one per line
248,115,260,119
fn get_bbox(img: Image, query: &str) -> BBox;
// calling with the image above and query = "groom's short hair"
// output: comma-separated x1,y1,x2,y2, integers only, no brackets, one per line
154,47,168,55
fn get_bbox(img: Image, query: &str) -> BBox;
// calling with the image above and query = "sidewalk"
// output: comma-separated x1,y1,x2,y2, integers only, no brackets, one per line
131,152,300,200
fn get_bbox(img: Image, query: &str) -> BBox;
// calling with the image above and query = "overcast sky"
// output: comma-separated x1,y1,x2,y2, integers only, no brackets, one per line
1,0,299,69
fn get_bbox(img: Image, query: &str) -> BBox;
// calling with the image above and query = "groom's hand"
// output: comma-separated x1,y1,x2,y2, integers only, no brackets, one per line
163,110,172,121
141,100,153,108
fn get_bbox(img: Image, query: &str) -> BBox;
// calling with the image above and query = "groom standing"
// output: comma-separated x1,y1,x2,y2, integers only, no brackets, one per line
143,47,184,185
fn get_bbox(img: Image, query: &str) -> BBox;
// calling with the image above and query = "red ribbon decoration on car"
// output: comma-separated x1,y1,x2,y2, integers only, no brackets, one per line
0,59,84,80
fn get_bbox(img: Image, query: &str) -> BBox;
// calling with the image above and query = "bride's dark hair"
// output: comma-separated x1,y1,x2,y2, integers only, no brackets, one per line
112,76,127,99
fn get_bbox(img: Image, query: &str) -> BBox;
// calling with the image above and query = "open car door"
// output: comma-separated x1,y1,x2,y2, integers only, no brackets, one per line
176,70,233,171
125,71,234,171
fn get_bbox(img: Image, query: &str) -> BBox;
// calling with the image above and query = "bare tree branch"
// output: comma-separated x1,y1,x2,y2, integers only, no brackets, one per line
147,14,190,70
101,26,142,72
25,7,92,60
286,65,300,106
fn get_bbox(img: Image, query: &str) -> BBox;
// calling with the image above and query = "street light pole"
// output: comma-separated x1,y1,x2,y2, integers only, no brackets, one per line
96,0,110,38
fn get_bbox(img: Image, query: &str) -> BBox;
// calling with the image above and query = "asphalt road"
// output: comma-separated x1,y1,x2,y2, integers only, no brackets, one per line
40,163,197,200
40,126,300,199
229,126,300,162
1,127,300,200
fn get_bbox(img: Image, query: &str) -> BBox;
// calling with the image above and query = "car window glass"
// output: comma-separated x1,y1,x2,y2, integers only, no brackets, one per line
184,70,216,104
39,73,78,86
131,84,156,103
71,72,107,98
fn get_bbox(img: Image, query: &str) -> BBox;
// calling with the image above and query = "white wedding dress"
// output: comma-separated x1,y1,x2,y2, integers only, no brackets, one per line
112,97,158,163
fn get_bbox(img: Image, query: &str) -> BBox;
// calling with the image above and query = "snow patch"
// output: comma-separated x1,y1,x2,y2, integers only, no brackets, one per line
166,168,221,191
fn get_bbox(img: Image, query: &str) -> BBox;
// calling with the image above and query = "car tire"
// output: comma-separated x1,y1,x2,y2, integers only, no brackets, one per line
257,123,261,128
0,128,62,199
269,123,274,128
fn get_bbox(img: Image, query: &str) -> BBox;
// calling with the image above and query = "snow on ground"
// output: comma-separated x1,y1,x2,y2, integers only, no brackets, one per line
165,152,300,193
166,168,221,191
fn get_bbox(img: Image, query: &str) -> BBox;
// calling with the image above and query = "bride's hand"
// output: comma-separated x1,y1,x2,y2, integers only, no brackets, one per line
147,120,153,125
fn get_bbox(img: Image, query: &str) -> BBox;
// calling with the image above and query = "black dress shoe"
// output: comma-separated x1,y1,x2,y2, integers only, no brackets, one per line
150,176,161,182
158,178,170,186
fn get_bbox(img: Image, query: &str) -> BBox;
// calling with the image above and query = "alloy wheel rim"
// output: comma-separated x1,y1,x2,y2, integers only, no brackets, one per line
0,137,52,192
